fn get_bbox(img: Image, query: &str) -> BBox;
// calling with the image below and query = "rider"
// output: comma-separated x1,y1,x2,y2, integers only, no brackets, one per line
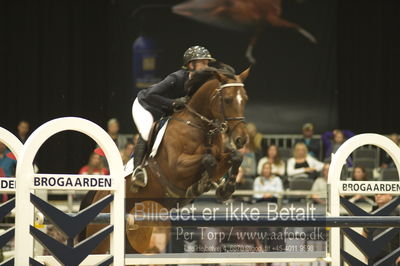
131,46,216,187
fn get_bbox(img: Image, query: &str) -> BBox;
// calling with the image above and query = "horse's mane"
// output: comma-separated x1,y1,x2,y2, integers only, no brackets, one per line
185,62,236,96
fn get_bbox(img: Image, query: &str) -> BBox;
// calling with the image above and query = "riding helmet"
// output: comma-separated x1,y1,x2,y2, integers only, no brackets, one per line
182,46,216,67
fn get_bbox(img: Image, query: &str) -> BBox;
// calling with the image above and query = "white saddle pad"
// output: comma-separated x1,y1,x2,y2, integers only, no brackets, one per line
149,119,169,158
123,119,169,176
123,158,134,176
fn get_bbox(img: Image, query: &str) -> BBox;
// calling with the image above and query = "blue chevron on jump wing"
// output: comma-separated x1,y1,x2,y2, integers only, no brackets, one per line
375,246,400,266
30,193,113,239
341,249,367,266
340,196,370,216
30,224,113,266
0,228,14,249
372,197,400,216
341,227,400,260
0,258,16,266
0,198,15,221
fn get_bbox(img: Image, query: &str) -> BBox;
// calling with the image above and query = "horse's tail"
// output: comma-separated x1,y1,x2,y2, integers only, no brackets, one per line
77,190,97,242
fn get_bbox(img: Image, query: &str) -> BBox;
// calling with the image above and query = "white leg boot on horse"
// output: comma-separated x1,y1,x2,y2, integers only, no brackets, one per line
131,135,148,192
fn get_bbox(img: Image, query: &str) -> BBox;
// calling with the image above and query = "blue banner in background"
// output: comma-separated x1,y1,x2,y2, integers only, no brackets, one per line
132,35,161,94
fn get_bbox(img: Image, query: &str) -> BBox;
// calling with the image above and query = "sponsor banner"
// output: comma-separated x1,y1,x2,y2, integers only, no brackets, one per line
0,178,16,192
339,181,400,195
32,174,113,190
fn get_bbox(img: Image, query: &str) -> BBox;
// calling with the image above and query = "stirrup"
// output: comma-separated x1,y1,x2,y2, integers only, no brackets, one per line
130,166,148,192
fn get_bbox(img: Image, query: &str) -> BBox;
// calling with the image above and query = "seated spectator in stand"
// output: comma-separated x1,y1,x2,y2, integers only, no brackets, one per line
347,166,374,205
322,129,354,166
0,142,16,177
15,120,39,172
311,163,330,204
239,143,257,180
257,144,285,177
253,162,283,203
362,194,400,264
107,118,126,150
246,123,265,160
0,141,17,202
120,142,135,165
16,120,30,144
132,133,139,146
296,122,321,159
287,143,324,180
79,153,109,175
235,166,253,202
381,133,400,168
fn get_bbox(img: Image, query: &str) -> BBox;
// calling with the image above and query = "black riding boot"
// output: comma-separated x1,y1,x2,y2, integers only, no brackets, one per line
133,136,147,169
131,136,148,191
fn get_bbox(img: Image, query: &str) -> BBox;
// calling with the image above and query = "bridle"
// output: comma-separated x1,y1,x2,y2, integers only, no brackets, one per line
213,82,246,135
172,81,246,146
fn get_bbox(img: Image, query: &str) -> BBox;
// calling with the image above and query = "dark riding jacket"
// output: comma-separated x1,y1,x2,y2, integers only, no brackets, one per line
137,69,189,120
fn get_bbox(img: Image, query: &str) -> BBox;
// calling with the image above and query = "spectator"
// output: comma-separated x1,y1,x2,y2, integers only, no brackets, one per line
0,142,17,203
287,142,324,180
362,194,400,264
16,120,30,144
120,142,135,165
234,166,253,202
348,166,374,205
246,123,265,160
0,142,16,177
132,133,139,146
381,133,400,168
239,143,257,180
257,144,285,177
79,153,109,175
311,163,329,204
352,166,368,181
235,166,253,190
253,162,283,203
322,129,355,165
296,122,321,159
107,118,127,150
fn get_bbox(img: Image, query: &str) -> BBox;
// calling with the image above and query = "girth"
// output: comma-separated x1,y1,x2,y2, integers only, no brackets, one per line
147,159,187,198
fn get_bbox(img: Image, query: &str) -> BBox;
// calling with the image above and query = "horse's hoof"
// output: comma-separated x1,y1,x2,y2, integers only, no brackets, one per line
215,184,235,202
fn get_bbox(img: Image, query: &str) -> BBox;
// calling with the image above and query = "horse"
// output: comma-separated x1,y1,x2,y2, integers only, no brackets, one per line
80,66,250,254
173,0,317,63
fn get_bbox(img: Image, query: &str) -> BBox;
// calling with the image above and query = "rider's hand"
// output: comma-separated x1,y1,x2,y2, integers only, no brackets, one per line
305,167,315,173
173,96,188,110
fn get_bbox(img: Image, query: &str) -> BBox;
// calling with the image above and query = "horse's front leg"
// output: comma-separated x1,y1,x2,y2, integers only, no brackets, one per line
216,150,243,201
184,152,219,198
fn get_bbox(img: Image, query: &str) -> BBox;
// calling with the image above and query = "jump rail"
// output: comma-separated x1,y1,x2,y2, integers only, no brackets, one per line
38,214,400,228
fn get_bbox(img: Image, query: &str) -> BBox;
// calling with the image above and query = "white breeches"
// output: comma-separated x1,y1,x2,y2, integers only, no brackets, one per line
132,98,154,141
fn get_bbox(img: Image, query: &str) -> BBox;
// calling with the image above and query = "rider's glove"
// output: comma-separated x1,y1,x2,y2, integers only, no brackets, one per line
172,96,188,110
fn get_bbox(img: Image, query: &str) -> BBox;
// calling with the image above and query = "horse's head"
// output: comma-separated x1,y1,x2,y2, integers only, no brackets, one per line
185,66,250,149
210,68,250,149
